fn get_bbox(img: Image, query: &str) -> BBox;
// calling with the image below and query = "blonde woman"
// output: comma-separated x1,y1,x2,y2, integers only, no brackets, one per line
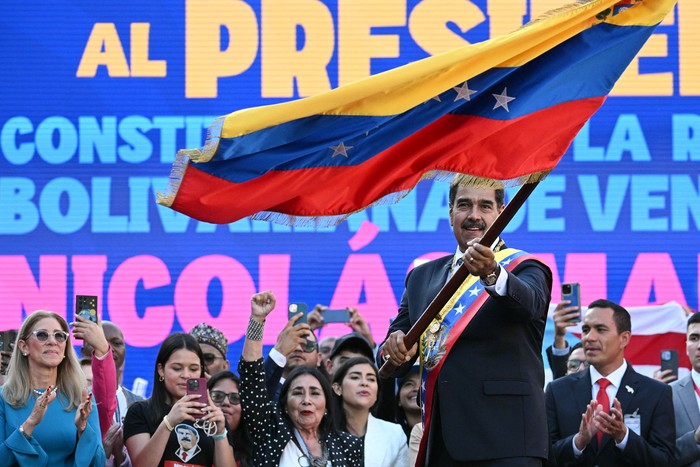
0,310,105,465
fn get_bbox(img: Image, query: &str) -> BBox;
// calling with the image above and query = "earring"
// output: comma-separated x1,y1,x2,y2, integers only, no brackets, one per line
22,353,28,357
159,375,164,382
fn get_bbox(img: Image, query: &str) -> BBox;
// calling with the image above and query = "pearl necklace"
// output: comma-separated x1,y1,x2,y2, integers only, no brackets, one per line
33,387,55,397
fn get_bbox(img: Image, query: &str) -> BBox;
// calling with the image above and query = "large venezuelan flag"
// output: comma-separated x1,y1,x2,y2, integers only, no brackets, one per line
158,0,676,226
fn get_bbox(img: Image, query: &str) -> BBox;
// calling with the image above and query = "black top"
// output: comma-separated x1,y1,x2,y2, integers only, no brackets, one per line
124,399,219,467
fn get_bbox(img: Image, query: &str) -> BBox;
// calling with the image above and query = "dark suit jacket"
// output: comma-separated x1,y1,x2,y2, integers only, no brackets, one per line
545,365,675,466
379,251,552,462
671,375,700,467
546,343,571,380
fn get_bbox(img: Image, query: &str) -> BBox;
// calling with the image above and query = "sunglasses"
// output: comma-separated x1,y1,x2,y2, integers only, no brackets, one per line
31,330,69,343
210,390,240,405
203,353,224,365
302,339,317,353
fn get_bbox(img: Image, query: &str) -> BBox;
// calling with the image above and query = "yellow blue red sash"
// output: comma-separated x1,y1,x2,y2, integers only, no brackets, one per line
415,248,543,466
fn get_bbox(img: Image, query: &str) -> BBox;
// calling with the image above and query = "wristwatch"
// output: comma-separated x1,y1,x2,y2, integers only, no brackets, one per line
481,264,500,286
19,423,30,439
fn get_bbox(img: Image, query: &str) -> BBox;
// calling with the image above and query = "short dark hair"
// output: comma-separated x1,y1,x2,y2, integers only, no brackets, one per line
588,299,631,333
571,342,583,353
279,366,336,437
687,312,700,328
448,178,504,208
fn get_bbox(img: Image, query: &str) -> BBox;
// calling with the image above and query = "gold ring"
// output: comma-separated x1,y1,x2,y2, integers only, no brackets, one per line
40,403,46,408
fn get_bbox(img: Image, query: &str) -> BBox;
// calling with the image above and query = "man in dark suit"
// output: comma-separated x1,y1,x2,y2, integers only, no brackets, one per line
671,312,700,467
545,299,675,466
380,178,553,466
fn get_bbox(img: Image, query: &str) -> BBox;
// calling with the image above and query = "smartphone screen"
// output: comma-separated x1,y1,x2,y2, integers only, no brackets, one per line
186,378,208,418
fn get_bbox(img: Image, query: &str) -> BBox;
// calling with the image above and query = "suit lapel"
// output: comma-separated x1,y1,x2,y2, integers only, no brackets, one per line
679,376,700,428
614,366,640,411
430,256,452,297
574,368,594,412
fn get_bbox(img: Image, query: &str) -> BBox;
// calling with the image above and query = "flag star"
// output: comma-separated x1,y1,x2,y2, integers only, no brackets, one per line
453,82,477,102
329,142,353,158
468,285,481,297
492,87,516,112
432,95,442,102
501,258,512,266
421,380,426,392
454,302,466,315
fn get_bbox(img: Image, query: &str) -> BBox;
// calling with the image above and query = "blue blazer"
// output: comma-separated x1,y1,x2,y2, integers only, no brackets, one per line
545,365,675,466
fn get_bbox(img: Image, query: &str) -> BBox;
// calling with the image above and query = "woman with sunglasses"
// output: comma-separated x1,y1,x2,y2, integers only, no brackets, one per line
331,357,408,467
123,332,234,467
0,310,106,465
207,371,253,467
240,291,363,466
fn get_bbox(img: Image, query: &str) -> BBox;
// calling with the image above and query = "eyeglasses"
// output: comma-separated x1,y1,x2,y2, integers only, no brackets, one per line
203,353,225,365
566,359,589,371
31,330,69,343
210,390,240,405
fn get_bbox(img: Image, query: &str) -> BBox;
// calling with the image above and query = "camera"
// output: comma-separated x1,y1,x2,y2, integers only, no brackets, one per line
188,379,200,391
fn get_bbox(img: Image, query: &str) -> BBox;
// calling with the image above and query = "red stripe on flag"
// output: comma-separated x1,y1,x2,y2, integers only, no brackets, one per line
626,333,689,368
173,97,605,223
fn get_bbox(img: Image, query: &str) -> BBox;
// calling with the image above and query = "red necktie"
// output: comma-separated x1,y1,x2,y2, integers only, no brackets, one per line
596,378,611,445
182,452,188,461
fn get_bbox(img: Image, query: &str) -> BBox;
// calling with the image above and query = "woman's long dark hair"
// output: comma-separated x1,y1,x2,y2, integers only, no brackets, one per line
279,366,336,438
148,332,204,421
331,356,380,433
207,370,253,467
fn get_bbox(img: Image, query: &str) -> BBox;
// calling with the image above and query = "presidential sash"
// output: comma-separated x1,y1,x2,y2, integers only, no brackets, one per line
415,248,544,466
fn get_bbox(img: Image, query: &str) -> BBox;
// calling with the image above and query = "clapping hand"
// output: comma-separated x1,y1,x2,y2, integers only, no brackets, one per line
75,389,93,436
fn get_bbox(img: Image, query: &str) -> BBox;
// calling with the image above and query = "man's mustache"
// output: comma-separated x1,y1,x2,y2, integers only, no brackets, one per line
461,221,486,230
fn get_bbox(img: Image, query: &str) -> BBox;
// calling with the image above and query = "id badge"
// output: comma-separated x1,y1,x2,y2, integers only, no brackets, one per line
624,409,641,436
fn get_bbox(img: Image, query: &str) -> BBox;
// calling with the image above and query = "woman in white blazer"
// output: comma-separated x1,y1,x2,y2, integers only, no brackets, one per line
332,357,408,467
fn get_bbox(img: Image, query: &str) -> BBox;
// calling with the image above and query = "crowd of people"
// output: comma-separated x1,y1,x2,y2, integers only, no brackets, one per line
1,178,699,467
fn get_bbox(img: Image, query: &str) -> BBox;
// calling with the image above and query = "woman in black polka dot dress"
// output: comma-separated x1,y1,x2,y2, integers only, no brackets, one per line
239,291,364,467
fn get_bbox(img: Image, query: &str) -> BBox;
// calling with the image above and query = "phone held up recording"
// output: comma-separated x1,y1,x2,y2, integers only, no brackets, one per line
186,378,208,419
660,349,679,379
561,283,582,323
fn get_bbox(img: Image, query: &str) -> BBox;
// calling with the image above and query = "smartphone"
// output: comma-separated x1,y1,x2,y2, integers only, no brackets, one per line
660,349,679,379
288,303,314,351
561,283,582,322
75,295,98,324
323,308,350,324
186,378,208,418
288,303,308,324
